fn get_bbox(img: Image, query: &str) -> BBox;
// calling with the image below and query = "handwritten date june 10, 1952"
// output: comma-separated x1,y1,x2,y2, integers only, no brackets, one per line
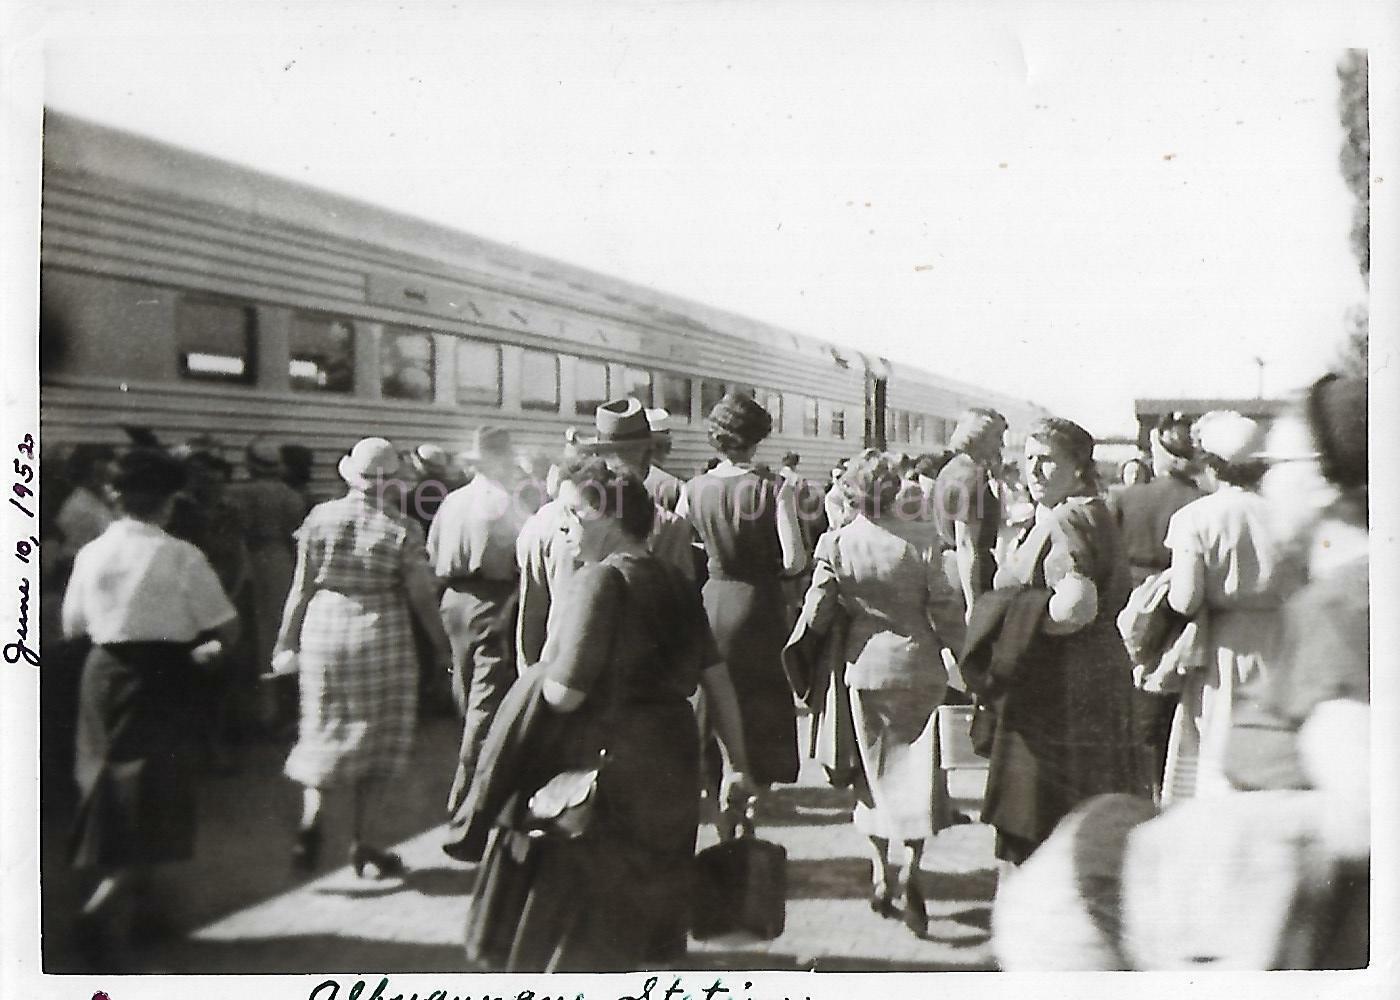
4,432,40,667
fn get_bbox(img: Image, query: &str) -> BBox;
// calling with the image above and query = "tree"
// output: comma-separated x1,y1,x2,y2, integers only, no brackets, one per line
1335,50,1369,377
1337,49,1369,282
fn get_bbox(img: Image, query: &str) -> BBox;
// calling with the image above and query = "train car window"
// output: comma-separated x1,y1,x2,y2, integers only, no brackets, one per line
456,340,503,407
700,379,727,417
521,348,561,411
659,372,693,422
177,298,255,383
802,397,819,437
897,410,913,445
622,366,653,405
381,327,435,401
574,358,610,416
289,313,355,392
912,414,925,445
763,390,784,433
830,406,847,440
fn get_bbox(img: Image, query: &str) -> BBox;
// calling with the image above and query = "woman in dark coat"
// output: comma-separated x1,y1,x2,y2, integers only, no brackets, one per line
462,461,753,971
681,393,808,787
61,448,240,958
986,418,1146,865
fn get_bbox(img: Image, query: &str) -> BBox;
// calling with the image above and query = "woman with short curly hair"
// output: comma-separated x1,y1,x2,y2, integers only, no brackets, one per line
789,449,966,935
681,393,807,790
838,449,916,518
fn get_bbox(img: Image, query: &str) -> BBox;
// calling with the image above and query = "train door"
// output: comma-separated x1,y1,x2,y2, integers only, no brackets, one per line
864,369,887,449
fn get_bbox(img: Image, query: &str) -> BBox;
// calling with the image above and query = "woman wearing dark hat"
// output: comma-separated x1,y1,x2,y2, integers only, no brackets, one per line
274,438,454,878
681,392,807,789
61,448,240,960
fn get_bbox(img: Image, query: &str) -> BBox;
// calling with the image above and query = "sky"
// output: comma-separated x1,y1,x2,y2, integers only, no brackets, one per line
27,0,1384,436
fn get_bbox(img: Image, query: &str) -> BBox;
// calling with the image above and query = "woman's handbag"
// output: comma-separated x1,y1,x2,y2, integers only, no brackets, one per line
692,813,787,941
521,751,606,841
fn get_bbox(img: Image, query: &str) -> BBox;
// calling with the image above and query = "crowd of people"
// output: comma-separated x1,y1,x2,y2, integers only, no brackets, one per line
42,369,1369,972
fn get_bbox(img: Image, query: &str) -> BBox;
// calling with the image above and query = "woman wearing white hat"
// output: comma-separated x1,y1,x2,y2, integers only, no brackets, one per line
273,438,454,877
1159,412,1298,804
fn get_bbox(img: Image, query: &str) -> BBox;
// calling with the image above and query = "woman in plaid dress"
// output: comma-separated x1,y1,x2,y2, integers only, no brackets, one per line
274,438,453,878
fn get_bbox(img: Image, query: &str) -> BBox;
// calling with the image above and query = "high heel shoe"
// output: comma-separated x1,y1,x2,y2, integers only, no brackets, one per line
291,824,322,873
869,887,898,919
869,863,898,919
350,843,406,879
900,880,928,938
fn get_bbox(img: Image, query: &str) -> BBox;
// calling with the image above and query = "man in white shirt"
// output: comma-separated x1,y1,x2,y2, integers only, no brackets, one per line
430,427,541,812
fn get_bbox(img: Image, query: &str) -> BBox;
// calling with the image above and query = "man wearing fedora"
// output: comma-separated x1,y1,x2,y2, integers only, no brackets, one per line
580,398,695,581
429,426,540,813
643,408,684,512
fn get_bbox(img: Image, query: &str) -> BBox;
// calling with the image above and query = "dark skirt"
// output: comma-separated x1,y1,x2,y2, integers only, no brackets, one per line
464,700,700,972
701,577,798,785
984,620,1146,864
70,641,200,870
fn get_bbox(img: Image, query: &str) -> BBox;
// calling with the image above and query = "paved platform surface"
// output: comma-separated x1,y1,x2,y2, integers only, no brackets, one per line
41,716,998,974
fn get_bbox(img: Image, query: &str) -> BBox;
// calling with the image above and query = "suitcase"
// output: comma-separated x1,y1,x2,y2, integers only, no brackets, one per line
937,703,990,769
691,820,786,941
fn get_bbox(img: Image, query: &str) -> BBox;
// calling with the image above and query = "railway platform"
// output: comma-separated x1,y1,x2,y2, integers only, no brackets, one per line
40,716,997,975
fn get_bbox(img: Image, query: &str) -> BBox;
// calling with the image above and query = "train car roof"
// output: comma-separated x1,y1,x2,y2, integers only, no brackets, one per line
884,355,1050,420
42,111,1055,419
42,110,902,376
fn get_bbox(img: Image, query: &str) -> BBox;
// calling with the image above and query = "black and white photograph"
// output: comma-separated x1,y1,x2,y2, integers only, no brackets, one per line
1,1,1396,997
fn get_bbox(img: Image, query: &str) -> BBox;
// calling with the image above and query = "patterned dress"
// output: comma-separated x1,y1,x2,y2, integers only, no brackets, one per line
989,495,1145,862
283,492,425,788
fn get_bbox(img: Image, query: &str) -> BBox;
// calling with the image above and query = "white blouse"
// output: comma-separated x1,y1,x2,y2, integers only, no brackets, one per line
62,518,237,645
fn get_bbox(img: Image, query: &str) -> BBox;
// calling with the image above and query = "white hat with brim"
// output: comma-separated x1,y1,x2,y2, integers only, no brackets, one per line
338,437,401,489
1193,411,1267,466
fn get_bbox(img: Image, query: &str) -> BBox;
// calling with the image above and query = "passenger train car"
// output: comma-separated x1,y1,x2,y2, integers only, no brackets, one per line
39,112,1048,496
